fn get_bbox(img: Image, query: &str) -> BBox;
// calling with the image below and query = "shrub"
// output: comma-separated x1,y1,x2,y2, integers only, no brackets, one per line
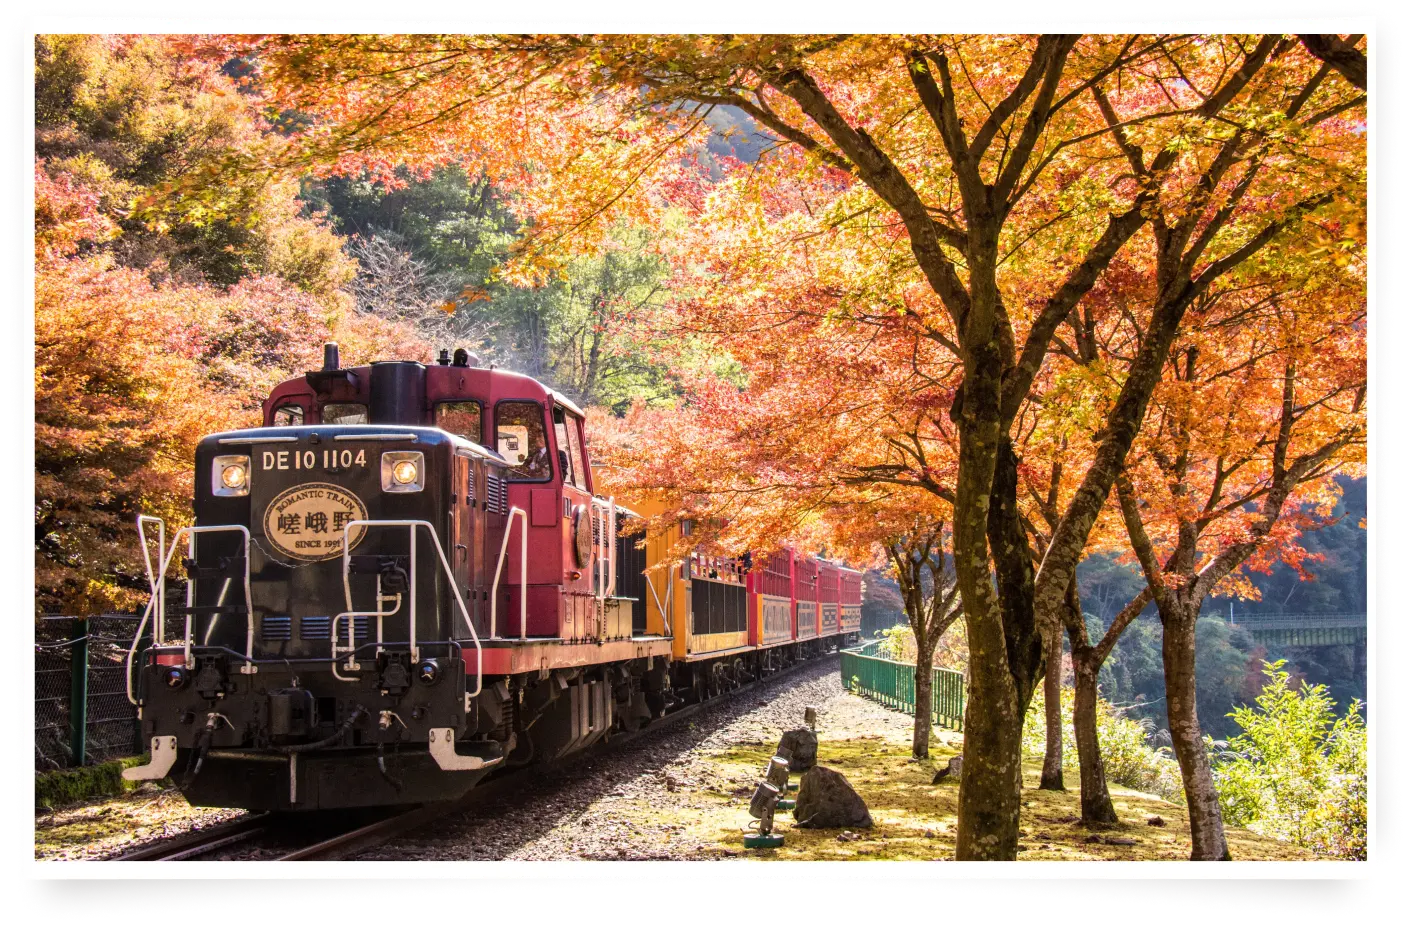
1214,661,1367,859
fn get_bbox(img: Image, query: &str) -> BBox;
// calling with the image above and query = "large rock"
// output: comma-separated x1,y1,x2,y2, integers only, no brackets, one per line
931,755,963,784
777,728,818,773
793,765,872,829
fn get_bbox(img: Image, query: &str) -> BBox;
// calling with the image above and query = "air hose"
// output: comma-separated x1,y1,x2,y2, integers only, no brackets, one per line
270,705,367,754
376,742,404,791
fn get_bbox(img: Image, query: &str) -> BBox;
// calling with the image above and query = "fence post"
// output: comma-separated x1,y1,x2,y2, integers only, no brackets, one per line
68,616,88,767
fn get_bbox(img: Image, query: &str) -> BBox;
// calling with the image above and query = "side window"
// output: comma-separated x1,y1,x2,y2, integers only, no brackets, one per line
553,406,588,489
322,403,368,425
552,407,574,486
565,413,589,490
435,401,483,444
272,403,304,427
495,401,550,481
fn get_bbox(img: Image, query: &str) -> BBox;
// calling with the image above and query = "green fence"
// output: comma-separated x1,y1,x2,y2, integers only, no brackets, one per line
841,644,966,732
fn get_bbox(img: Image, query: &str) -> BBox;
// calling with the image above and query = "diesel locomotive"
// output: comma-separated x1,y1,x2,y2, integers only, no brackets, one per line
122,344,863,811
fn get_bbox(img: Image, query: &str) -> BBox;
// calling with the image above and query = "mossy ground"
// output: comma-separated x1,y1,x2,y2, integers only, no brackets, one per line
588,693,1311,861
34,756,149,811
35,780,241,861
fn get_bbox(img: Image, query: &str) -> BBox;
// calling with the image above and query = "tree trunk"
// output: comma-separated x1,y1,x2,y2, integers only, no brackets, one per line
913,644,935,759
952,410,1028,857
1162,606,1231,860
1038,625,1064,790
1071,653,1118,824
955,659,1025,859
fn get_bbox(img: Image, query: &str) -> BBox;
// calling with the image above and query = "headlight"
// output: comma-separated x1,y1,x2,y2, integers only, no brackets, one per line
381,451,425,493
212,455,250,497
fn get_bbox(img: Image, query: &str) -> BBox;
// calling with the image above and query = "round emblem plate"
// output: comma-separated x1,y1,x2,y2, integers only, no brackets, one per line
262,482,369,562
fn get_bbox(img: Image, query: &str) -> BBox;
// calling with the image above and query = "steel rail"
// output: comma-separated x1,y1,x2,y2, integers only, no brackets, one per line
111,813,271,861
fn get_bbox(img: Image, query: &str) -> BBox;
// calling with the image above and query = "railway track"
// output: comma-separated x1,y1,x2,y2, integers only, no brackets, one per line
111,651,838,861
112,813,272,861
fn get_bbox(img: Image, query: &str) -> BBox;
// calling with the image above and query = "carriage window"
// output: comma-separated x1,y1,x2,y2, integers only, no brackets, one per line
321,403,368,425
435,401,483,444
565,413,589,490
272,403,304,427
495,401,550,481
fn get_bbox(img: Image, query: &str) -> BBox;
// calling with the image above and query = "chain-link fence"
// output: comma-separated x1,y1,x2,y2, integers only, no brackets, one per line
35,614,149,771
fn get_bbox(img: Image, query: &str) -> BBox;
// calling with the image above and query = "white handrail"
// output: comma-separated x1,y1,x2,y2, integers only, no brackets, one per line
125,595,156,707
331,574,402,680
137,521,254,674
608,497,617,597
127,516,167,706
137,515,164,641
339,519,483,697
489,507,528,641
589,496,617,600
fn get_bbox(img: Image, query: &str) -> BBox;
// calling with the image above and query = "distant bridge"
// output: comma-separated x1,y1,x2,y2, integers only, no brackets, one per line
1228,613,1366,647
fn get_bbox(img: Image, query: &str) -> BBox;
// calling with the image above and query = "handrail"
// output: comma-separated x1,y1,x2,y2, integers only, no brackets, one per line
339,519,483,697
127,516,167,705
841,644,966,733
331,573,402,681
590,496,616,600
137,515,164,640
133,518,255,677
489,507,528,641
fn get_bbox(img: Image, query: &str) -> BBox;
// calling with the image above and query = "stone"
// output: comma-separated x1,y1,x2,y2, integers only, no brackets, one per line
1146,815,1166,827
777,728,818,773
1105,836,1137,846
931,755,964,784
793,765,873,829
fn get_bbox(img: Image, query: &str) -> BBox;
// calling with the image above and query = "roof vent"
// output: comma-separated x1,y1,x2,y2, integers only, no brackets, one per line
323,342,340,371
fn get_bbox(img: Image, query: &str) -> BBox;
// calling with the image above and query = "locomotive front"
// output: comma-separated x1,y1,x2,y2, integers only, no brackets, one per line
123,357,512,811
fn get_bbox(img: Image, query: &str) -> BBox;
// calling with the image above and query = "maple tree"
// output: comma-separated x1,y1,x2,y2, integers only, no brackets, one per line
85,33,1366,860
33,36,432,614
1109,257,1366,858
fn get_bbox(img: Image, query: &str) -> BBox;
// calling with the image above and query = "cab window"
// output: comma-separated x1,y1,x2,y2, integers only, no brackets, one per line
435,401,483,444
496,401,550,481
552,406,584,489
562,410,589,490
322,403,368,425
272,403,305,427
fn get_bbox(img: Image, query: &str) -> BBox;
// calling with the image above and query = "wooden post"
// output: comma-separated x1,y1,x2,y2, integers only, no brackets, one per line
68,616,88,767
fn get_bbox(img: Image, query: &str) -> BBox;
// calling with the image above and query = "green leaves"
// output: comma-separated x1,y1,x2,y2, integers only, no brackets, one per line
1214,660,1366,858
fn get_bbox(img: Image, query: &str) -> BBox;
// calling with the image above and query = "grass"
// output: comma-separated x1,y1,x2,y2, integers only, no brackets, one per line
606,717,1313,861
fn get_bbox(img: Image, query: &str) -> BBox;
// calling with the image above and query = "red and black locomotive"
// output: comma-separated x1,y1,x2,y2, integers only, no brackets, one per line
123,345,862,811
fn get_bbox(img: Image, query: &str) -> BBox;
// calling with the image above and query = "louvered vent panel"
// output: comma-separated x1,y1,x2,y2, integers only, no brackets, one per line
485,475,507,515
261,616,292,642
300,615,331,641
